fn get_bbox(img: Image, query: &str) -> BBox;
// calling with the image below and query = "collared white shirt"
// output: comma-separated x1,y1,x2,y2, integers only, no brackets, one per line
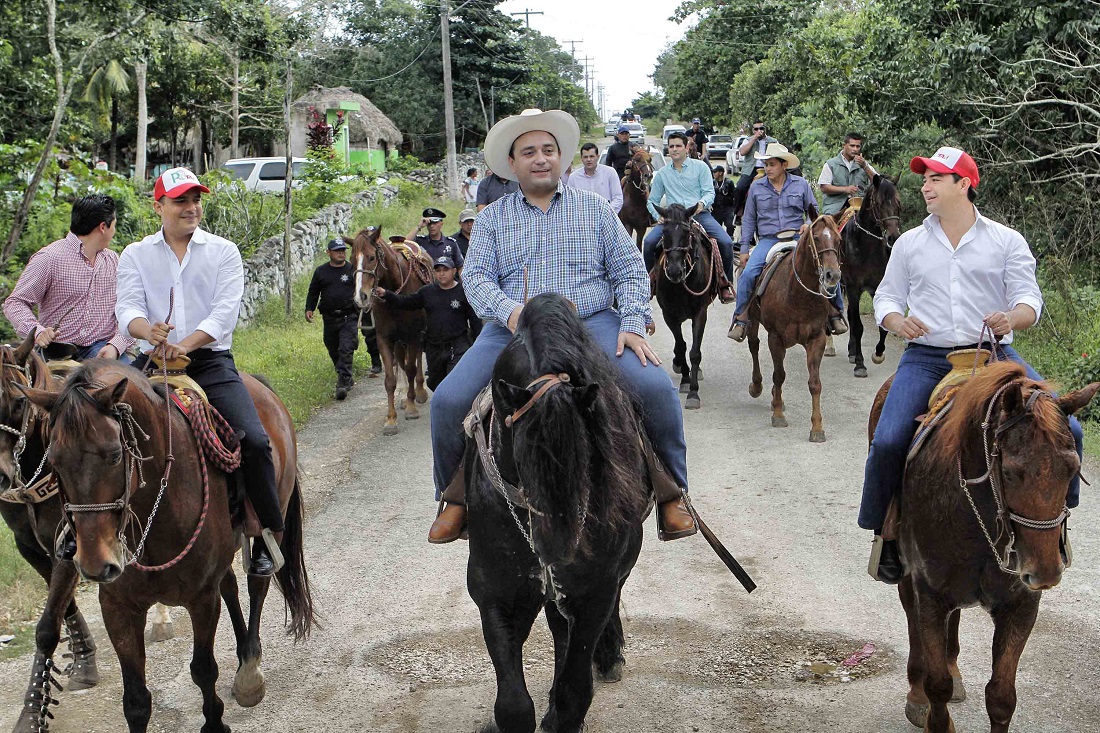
116,227,244,352
873,208,1043,346
565,163,624,213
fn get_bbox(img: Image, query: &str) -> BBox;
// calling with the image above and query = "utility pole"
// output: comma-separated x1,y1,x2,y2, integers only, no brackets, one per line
441,0,458,199
282,55,293,317
509,8,544,26
561,39,581,59
579,56,593,98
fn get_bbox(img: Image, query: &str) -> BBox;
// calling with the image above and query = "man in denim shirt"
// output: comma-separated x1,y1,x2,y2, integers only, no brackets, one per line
426,109,697,544
728,143,847,341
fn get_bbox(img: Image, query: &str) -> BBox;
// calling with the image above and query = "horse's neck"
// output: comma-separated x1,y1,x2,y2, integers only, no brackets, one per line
382,248,411,292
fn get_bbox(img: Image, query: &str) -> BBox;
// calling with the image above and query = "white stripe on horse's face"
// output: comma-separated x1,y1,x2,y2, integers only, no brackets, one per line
354,252,365,309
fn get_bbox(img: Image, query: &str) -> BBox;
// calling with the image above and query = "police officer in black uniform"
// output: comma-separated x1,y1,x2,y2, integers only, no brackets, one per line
711,165,738,238
373,256,481,391
406,207,464,267
306,239,362,399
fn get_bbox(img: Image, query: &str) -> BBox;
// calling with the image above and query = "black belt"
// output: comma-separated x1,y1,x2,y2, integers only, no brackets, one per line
906,342,1002,352
323,308,356,319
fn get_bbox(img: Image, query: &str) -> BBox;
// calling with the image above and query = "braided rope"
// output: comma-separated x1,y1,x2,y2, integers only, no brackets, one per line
185,400,241,473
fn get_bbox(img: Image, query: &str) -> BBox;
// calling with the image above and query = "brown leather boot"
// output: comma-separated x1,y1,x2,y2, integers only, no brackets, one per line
428,503,467,544
718,284,736,304
658,497,697,540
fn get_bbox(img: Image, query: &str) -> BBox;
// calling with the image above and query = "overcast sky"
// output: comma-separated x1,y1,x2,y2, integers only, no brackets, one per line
496,0,691,116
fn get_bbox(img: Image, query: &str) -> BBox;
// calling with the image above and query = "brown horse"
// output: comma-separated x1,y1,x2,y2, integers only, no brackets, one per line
618,150,654,249
349,226,430,435
869,362,1098,732
21,360,314,733
746,216,842,442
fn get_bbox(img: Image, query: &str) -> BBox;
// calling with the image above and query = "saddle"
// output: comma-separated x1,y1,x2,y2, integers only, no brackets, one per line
145,352,208,404
836,197,862,233
392,241,435,284
752,232,800,298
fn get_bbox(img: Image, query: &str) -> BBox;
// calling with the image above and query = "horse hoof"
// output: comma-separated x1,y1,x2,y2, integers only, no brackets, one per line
146,621,174,643
872,352,886,365
950,674,966,703
679,383,689,394
416,390,429,404
383,424,399,436
748,383,762,399
854,366,868,378
232,658,266,708
67,662,100,691
685,396,701,410
771,416,788,428
405,410,420,420
824,345,836,357
595,660,624,684
809,430,826,443
905,700,929,728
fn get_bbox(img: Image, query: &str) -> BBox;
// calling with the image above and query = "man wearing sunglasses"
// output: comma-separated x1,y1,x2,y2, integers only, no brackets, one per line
407,207,464,269
731,120,777,221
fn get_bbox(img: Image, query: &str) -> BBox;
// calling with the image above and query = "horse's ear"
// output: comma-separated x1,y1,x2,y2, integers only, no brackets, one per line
872,173,883,187
1000,381,1025,415
1057,382,1100,416
890,173,900,185
496,379,532,409
342,235,355,247
14,384,56,413
13,331,35,365
654,205,667,219
95,378,129,411
574,383,599,411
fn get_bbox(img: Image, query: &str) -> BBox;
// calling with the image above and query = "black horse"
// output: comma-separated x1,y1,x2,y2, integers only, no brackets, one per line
652,203,717,409
466,293,649,733
840,174,901,378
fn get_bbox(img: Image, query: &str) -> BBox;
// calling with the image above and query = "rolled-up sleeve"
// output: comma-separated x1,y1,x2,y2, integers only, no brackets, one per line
115,246,150,337
462,216,520,327
873,235,912,326
2,252,51,338
601,204,650,335
1003,231,1044,322
194,245,243,342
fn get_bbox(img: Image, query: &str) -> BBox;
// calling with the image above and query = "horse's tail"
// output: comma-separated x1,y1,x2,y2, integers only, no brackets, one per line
275,470,316,642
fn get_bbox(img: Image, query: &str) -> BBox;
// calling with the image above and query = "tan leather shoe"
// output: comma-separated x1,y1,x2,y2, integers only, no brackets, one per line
658,497,697,540
428,503,467,544
727,320,747,342
719,285,736,304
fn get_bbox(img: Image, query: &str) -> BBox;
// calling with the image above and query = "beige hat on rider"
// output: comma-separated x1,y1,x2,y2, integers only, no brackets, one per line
755,142,800,169
483,108,581,182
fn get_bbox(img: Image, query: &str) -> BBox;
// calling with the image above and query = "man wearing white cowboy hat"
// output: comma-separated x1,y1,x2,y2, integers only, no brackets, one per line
426,108,697,544
728,142,848,342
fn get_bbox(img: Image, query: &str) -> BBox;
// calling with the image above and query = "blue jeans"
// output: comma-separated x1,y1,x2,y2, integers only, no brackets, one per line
73,339,133,364
733,236,844,320
859,343,1083,531
430,309,688,498
643,211,734,282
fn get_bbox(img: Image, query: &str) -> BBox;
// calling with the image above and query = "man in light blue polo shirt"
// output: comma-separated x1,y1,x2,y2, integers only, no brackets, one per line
728,143,847,341
642,131,735,303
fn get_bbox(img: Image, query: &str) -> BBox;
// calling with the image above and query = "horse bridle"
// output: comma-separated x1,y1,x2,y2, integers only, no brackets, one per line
957,379,1071,575
792,217,843,299
852,190,900,249
625,157,654,196
0,349,49,491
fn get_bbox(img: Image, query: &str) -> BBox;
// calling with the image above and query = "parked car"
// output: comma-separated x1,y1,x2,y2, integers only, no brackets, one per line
220,157,307,193
604,117,620,136
706,134,734,160
661,124,687,154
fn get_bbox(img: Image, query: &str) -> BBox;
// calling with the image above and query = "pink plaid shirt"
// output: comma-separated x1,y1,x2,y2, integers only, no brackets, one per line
2,232,134,354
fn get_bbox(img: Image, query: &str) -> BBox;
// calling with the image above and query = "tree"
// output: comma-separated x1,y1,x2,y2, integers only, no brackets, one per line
631,91,667,123
82,58,131,172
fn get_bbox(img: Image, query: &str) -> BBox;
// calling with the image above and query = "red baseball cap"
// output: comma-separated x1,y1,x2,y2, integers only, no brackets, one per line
154,167,211,201
909,147,980,189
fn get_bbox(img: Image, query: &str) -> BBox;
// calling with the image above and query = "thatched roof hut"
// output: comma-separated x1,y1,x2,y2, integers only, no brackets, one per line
290,86,403,164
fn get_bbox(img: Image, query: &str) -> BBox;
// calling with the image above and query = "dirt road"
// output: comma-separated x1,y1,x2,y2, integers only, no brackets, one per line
2,308,1099,733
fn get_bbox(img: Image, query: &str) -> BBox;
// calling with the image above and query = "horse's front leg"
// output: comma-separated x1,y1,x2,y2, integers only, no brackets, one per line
542,589,619,733
916,589,957,733
873,325,889,365
747,319,763,399
686,306,707,410
665,313,689,396
986,594,1040,733
477,599,542,733
767,330,787,428
413,346,429,404
400,344,422,420
806,333,826,442
378,337,399,435
186,590,230,733
848,287,869,377
102,597,154,733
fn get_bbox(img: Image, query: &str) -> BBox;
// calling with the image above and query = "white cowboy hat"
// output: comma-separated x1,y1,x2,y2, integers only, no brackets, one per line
755,142,800,169
483,108,581,182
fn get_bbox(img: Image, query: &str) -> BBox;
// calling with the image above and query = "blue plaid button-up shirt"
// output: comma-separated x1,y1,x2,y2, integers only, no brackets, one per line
463,182,651,336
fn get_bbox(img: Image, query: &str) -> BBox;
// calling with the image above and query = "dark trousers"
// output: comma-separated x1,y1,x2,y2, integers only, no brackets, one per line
186,349,284,532
731,171,756,219
425,336,472,392
322,314,358,385
712,205,736,238
360,312,382,368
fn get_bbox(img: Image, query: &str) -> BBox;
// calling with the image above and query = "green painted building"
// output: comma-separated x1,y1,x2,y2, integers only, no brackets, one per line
291,86,403,171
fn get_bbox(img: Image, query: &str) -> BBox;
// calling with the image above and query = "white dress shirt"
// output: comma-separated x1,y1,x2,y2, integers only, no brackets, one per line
116,227,244,352
873,209,1043,346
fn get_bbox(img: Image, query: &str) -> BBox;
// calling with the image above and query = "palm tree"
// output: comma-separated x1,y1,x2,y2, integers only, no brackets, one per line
82,58,131,172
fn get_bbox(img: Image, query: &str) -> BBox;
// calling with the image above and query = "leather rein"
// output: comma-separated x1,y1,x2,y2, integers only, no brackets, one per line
851,190,900,249
660,218,715,297
791,216,843,300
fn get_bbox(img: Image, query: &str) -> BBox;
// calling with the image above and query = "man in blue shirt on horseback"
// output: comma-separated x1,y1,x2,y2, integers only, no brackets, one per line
642,131,736,303
861,147,1084,583
728,143,848,341
426,108,697,545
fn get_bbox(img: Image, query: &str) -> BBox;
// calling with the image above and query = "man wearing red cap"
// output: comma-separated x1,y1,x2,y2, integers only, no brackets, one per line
860,147,1083,583
115,167,284,576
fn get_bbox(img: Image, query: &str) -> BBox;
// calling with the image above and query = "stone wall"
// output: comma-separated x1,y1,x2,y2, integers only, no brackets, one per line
238,183,399,323
402,152,485,198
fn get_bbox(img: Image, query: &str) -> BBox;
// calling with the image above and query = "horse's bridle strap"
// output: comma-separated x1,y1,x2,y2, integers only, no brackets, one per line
504,373,571,428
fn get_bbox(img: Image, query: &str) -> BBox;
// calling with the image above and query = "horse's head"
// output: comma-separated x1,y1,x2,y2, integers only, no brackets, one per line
942,363,1100,590
801,216,843,295
21,364,149,583
654,203,700,283
627,151,654,191
867,174,902,247
350,226,384,310
0,334,49,485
